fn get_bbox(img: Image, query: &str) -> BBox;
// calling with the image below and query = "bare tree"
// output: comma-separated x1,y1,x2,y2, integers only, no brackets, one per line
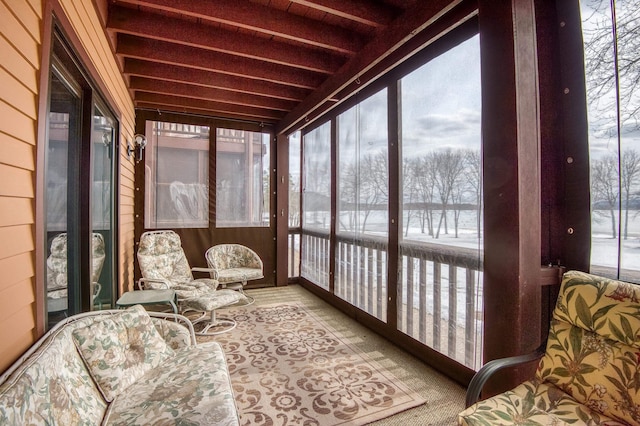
433,149,465,239
303,147,331,228
359,152,388,232
413,154,438,236
583,1,640,134
450,175,464,238
338,152,388,233
338,161,358,232
288,174,301,227
591,154,620,238
621,149,640,238
448,149,482,238
464,150,482,236
402,157,418,237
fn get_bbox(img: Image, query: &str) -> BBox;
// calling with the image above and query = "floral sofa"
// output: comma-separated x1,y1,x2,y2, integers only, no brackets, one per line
459,270,640,425
0,305,239,425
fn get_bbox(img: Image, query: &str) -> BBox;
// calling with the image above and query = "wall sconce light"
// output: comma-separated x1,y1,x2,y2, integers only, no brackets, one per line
127,133,147,162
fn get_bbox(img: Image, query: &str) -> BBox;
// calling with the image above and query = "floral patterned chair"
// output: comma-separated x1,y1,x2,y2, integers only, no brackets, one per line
137,230,245,335
458,270,640,425
205,244,264,305
46,232,105,313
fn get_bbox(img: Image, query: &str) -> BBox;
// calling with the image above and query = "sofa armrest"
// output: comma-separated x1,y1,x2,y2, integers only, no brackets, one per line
465,342,545,408
148,312,197,348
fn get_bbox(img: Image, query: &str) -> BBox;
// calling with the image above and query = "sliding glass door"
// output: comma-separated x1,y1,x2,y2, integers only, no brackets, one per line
45,30,118,328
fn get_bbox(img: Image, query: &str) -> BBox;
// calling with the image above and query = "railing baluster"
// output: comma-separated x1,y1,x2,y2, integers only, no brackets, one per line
336,242,343,298
397,257,404,331
324,237,329,287
465,268,476,367
367,247,374,315
357,246,363,311
433,262,441,352
419,258,427,343
448,266,458,358
406,257,414,336
345,244,355,304
376,249,383,319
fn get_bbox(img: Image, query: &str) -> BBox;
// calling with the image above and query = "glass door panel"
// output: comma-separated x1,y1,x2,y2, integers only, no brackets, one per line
46,68,80,325
91,103,115,309
336,89,389,322
301,122,332,289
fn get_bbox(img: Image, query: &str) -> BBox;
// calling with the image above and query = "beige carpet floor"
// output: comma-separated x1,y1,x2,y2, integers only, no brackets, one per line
197,285,466,425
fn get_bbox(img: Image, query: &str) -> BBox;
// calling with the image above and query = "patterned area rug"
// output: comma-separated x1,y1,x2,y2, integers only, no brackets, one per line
208,303,426,426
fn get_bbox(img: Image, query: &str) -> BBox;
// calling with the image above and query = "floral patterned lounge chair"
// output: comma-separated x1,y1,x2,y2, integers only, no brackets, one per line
205,244,264,305
137,230,245,335
458,270,640,425
46,232,105,313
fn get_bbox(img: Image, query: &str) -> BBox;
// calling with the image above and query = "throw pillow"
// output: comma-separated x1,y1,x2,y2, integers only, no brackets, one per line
72,305,174,401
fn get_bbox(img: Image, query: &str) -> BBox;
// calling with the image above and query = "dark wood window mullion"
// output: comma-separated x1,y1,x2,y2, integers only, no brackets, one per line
387,80,400,330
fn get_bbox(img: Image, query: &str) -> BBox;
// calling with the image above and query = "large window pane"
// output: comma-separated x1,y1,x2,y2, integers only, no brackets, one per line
289,130,301,279
301,122,331,288
399,35,483,369
581,0,640,282
336,89,388,321
145,121,209,228
216,128,270,228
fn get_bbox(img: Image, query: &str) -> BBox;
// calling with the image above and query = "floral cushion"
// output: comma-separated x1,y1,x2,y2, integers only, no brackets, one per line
217,267,264,284
104,342,240,426
150,317,193,350
458,379,624,425
72,305,175,402
181,288,245,312
536,271,640,424
551,270,640,348
0,326,107,425
137,231,194,284
207,244,263,272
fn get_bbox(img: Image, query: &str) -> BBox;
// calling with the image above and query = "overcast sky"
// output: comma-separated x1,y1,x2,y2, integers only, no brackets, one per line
291,34,482,177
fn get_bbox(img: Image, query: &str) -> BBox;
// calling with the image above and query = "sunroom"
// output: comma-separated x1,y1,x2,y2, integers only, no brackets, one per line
1,0,638,422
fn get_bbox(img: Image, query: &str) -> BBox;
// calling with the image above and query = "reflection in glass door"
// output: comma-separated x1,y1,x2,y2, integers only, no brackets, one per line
91,103,115,310
45,66,80,325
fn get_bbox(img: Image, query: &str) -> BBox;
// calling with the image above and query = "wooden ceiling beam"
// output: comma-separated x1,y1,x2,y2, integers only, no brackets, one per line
276,0,469,134
129,76,297,112
116,34,325,89
117,0,364,54
123,59,311,102
108,5,346,74
289,0,397,28
135,92,286,121
135,102,278,125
